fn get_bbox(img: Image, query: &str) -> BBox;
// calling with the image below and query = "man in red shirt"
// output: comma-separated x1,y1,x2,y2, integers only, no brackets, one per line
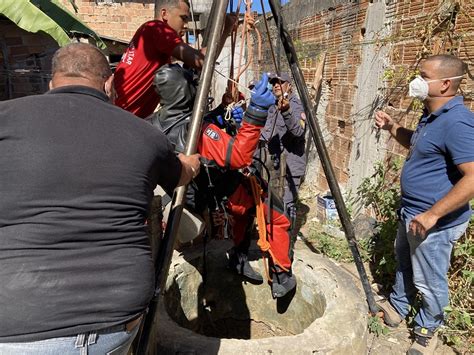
115,0,236,118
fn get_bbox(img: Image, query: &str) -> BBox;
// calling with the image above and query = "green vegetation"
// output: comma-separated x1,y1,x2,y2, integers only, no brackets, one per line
307,161,473,351
368,315,389,337
440,207,473,352
0,0,106,48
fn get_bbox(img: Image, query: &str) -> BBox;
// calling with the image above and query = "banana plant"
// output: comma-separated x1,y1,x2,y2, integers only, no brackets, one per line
0,0,106,49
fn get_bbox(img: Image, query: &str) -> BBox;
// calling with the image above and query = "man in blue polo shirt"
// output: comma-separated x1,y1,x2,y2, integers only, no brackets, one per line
374,54,474,355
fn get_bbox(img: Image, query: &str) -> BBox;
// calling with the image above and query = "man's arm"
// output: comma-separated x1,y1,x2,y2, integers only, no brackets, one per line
177,153,201,186
172,14,238,70
198,73,275,169
172,43,205,69
375,111,413,149
409,161,474,237
279,98,305,138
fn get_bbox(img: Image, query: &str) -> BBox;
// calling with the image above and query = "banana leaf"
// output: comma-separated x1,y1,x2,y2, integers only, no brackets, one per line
0,0,106,49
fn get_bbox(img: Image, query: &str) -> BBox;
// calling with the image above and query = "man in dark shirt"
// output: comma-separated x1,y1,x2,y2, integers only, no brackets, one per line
0,43,200,354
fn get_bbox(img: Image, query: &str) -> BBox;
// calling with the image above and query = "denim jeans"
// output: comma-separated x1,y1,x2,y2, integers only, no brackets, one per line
389,217,469,331
0,322,139,355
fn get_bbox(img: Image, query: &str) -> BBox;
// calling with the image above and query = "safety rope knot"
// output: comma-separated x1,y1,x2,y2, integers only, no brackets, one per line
224,99,246,121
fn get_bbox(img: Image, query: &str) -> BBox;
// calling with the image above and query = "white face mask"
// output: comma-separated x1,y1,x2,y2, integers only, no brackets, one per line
408,75,463,101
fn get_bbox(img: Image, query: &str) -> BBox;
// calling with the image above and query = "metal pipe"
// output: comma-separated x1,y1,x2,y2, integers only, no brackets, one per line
267,0,378,315
135,2,229,353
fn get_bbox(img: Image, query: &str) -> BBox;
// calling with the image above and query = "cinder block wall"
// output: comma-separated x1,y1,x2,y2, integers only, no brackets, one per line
254,0,474,198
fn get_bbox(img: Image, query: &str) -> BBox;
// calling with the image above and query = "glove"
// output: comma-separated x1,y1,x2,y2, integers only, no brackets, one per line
216,114,225,127
231,106,244,126
244,73,276,126
250,73,275,109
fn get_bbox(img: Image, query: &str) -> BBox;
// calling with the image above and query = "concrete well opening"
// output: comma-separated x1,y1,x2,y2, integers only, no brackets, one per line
153,240,368,355
163,244,325,339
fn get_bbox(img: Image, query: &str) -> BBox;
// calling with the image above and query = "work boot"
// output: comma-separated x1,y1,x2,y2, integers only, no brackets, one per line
376,298,403,327
226,247,263,283
271,266,296,298
407,327,438,355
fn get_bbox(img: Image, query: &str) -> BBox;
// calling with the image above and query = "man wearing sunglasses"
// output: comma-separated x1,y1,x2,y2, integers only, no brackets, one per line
374,54,474,355
115,0,237,119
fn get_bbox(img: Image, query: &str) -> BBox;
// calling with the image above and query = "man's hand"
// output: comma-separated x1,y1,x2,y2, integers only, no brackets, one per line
375,111,395,131
409,211,439,239
375,110,413,149
177,153,201,186
250,73,276,110
231,106,244,125
277,97,290,112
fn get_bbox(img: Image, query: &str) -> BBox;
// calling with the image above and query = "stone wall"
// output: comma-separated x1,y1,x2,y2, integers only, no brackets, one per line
253,0,474,201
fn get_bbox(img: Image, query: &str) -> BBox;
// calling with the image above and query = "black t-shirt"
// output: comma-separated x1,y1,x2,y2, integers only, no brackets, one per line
0,86,181,342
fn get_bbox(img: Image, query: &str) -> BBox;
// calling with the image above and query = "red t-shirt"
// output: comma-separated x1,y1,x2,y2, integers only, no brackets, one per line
114,20,183,118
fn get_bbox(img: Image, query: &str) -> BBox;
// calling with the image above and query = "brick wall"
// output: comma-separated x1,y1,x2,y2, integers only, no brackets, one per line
254,0,474,195
0,19,58,100
0,1,154,100
381,0,474,164
59,0,155,42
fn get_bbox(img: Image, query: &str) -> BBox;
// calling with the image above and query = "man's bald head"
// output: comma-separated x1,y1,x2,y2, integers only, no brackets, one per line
423,54,466,91
51,43,112,89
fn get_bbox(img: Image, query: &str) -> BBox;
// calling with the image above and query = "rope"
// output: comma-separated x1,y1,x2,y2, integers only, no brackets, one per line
224,99,246,121
214,68,255,95
227,0,263,103
249,175,289,282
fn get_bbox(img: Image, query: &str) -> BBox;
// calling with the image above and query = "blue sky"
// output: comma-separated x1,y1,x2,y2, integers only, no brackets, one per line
231,0,290,14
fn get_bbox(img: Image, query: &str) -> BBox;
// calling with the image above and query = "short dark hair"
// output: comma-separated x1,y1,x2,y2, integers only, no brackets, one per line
52,42,111,82
154,0,190,9
425,54,466,90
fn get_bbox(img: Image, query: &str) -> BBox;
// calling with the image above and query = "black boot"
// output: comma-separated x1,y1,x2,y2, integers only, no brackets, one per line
226,247,263,283
271,266,296,298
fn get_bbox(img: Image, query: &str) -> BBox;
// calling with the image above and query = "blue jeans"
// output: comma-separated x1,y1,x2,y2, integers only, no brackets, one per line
389,217,468,331
0,323,139,355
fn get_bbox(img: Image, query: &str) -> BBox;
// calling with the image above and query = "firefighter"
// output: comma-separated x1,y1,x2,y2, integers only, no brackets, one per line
149,64,296,298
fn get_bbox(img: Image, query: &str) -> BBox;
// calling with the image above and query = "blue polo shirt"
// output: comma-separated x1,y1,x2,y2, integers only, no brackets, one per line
400,96,474,229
